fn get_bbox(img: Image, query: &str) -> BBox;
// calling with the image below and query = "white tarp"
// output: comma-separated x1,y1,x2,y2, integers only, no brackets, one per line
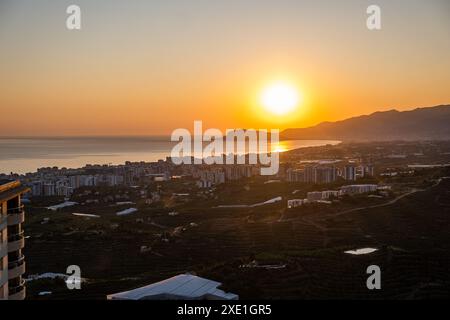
107,274,238,300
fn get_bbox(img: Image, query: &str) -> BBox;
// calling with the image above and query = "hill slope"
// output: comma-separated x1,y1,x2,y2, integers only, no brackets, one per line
281,105,450,141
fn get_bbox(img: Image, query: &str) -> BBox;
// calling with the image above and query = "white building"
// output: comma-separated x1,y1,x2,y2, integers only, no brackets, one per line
43,183,56,196
197,169,225,188
340,184,378,195
307,191,324,202
287,199,305,208
321,190,340,199
196,180,213,188
343,165,356,181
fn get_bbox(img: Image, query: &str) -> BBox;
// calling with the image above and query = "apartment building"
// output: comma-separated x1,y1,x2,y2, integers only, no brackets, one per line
0,180,30,300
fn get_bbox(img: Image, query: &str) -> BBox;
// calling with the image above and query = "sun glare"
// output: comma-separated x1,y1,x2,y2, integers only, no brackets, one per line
261,82,300,116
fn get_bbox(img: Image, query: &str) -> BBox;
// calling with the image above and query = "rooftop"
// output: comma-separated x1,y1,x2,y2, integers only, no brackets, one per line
0,179,20,193
0,180,30,202
107,274,238,300
0,179,14,186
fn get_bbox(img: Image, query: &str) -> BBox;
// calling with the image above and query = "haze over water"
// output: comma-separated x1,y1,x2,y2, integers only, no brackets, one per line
0,137,340,174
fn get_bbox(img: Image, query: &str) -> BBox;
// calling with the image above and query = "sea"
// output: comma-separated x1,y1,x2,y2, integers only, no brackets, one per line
0,137,341,174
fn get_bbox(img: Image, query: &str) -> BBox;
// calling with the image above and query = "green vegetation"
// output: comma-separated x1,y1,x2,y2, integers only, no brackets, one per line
23,146,450,299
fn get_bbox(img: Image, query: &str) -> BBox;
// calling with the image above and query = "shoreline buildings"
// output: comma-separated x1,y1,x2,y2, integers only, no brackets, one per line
1,157,376,199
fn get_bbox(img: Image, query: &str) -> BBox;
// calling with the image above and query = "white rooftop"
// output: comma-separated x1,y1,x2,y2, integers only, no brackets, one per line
107,274,238,300
116,207,138,216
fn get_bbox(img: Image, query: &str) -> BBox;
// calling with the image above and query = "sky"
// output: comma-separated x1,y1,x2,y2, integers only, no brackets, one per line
0,0,449,136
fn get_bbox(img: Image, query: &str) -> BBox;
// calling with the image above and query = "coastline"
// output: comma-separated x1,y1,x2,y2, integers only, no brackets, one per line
0,138,340,175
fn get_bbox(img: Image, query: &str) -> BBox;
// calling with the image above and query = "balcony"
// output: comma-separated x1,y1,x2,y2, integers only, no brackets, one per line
7,205,23,214
7,205,25,226
8,205,25,226
0,241,7,258
8,255,26,279
0,214,6,229
0,267,7,287
7,231,25,252
8,279,26,300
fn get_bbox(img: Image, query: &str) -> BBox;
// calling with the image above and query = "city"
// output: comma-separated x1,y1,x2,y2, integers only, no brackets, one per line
1,0,449,314
1,139,449,299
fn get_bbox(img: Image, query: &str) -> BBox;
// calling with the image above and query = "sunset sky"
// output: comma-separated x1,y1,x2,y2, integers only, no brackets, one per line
1,0,449,136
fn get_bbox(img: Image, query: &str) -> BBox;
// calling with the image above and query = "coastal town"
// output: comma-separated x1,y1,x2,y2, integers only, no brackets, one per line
2,140,450,299
1,140,448,204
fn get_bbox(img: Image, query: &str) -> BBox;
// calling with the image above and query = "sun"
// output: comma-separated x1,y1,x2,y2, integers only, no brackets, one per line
261,82,300,116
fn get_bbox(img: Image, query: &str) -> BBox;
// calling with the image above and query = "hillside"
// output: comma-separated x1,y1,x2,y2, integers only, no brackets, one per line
281,105,450,141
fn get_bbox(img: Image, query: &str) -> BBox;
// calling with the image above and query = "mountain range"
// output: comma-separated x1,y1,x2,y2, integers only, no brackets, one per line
281,105,450,141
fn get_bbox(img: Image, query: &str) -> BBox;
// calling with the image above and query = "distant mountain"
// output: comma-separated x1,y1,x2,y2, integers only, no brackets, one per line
281,105,450,141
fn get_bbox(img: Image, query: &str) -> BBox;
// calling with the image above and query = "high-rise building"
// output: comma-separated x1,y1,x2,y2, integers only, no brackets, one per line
304,165,316,183
301,165,337,184
315,166,337,184
343,165,357,181
364,165,375,177
0,180,30,300
286,168,304,182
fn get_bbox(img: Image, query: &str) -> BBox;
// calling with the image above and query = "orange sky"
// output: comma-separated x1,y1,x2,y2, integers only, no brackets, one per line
0,0,449,136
